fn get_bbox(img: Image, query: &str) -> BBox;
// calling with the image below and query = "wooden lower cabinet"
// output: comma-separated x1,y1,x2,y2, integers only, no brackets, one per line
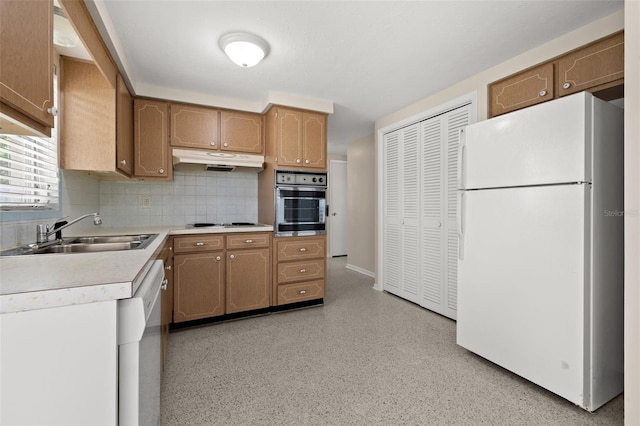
173,251,225,322
273,236,326,306
226,248,270,313
172,232,272,321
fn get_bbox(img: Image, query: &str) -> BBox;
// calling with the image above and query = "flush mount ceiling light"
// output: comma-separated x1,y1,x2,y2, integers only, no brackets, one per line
219,32,270,68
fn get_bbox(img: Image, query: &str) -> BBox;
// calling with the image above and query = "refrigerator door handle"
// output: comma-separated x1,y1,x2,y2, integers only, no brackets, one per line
457,128,466,190
457,191,465,260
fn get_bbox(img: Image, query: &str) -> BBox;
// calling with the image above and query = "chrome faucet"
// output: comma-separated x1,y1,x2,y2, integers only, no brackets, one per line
36,212,103,243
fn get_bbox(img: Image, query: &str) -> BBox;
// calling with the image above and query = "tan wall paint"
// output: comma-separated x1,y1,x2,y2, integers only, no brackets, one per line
346,133,375,275
624,2,639,425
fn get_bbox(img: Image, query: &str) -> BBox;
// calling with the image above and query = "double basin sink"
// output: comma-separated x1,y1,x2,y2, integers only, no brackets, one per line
1,234,158,256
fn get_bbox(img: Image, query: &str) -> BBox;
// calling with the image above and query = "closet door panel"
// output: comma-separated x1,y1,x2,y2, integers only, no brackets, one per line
420,118,444,310
400,125,420,303
382,131,402,295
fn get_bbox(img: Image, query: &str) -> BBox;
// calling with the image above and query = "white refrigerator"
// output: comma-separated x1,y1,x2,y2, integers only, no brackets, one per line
456,92,624,412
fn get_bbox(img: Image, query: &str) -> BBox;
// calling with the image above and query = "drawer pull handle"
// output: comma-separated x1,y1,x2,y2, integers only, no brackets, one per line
299,290,307,295
299,248,307,252
299,268,307,273
195,242,206,246
245,239,254,243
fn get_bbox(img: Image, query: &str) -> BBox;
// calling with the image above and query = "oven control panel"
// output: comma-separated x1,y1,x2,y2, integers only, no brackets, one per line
276,171,327,186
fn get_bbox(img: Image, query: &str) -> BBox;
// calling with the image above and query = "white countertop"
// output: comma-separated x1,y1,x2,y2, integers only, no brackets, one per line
0,225,273,314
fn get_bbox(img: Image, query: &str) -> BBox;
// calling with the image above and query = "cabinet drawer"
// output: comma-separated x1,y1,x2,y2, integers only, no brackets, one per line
226,233,270,249
277,259,325,284
174,235,224,253
277,280,324,305
276,237,325,261
489,62,554,117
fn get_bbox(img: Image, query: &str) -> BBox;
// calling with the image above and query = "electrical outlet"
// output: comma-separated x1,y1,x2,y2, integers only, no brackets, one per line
142,196,151,208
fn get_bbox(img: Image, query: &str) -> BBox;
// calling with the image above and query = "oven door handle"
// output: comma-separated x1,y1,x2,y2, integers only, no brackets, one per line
326,204,329,217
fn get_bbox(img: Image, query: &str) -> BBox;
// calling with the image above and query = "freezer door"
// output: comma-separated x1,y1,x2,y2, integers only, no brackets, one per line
460,92,592,190
457,184,588,408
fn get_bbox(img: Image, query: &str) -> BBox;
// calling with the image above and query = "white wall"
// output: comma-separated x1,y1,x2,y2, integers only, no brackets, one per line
346,133,375,276
624,2,639,424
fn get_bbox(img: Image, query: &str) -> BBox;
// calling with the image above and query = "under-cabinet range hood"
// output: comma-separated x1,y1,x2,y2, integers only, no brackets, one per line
172,148,264,172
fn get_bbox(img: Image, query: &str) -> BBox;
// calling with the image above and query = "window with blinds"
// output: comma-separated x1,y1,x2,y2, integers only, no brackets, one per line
0,133,59,210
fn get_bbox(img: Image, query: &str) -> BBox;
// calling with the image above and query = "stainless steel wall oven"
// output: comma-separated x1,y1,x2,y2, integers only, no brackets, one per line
275,170,327,237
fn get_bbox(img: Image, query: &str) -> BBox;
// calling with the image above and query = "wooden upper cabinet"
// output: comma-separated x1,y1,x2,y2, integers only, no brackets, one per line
272,107,327,170
0,0,54,133
489,62,554,117
489,31,624,118
557,31,624,98
302,112,327,168
116,75,133,176
276,108,303,167
134,99,172,180
170,103,219,149
220,110,263,154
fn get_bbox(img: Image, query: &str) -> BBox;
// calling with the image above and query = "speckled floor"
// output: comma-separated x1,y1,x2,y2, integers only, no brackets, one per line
161,257,624,425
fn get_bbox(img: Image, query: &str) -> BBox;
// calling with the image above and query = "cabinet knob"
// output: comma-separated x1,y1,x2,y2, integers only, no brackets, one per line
161,279,168,291
165,265,172,270
158,168,165,174
299,290,307,295
245,239,254,243
215,255,221,261
299,247,307,252
230,254,235,260
296,159,301,164
120,160,127,166
210,141,216,146
538,90,547,97
299,268,307,273
223,143,228,147
195,242,206,246
305,159,310,164
47,106,58,116
562,82,571,89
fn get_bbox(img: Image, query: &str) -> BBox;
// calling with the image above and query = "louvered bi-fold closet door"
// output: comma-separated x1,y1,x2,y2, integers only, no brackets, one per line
419,105,470,319
382,124,420,304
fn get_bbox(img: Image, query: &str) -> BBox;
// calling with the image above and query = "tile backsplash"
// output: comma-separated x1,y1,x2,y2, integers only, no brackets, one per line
1,169,259,249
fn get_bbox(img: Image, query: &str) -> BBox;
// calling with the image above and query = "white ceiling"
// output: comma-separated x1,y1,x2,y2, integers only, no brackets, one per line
86,0,623,155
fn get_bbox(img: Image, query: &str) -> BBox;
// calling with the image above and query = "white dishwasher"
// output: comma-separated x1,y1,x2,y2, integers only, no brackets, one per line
118,259,164,426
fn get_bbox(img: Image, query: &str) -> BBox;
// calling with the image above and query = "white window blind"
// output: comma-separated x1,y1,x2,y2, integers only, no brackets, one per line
0,133,59,210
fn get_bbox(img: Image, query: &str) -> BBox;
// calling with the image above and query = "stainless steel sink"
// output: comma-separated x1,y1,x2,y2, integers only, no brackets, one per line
1,234,158,256
34,241,144,254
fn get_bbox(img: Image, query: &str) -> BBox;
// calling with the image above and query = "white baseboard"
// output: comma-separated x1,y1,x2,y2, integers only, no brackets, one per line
345,263,375,278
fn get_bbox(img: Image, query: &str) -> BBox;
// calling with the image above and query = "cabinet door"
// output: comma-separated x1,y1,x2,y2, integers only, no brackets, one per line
59,58,115,172
276,108,303,167
557,31,624,97
173,252,225,322
226,248,270,314
116,75,133,176
220,111,263,154
170,104,219,149
302,112,327,169
134,99,172,179
489,62,554,117
0,0,54,129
